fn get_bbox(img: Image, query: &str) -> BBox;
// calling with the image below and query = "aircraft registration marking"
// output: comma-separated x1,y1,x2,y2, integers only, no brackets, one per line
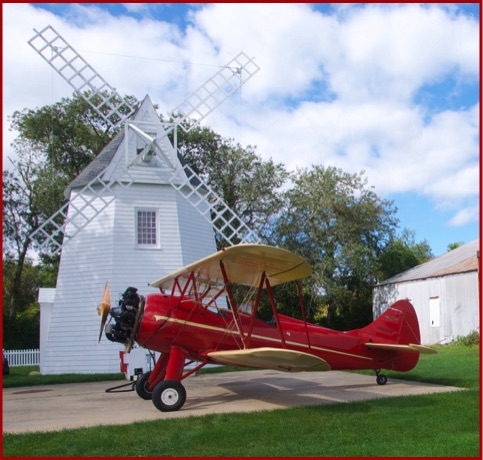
151,315,372,361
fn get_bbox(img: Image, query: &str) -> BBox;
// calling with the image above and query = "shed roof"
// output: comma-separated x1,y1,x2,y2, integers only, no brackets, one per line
377,238,479,286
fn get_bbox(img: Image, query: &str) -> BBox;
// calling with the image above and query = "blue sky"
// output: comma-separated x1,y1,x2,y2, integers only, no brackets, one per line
3,3,480,257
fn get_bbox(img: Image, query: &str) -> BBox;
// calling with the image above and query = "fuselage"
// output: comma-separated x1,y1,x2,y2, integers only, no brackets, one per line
134,293,419,372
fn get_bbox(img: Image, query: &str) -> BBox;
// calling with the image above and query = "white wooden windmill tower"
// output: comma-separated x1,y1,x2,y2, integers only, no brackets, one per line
29,25,260,374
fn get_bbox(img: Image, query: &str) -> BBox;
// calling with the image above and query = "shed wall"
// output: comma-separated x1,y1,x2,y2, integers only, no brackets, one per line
373,271,479,345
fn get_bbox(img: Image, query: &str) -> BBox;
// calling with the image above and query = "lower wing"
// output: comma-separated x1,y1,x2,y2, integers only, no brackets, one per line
365,343,437,354
207,347,331,372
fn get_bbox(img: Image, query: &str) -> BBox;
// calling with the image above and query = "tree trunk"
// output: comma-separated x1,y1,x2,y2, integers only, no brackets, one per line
9,239,30,319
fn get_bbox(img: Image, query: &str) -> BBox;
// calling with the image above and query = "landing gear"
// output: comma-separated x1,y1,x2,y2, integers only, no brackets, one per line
141,346,188,412
152,380,187,412
375,370,388,385
135,372,153,400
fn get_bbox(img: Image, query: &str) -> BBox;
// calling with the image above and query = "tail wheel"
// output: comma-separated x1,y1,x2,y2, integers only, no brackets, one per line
376,374,388,385
135,372,153,400
152,380,186,412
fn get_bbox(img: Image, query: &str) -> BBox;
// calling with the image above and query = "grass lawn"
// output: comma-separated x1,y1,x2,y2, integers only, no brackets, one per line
3,344,480,457
2,366,125,388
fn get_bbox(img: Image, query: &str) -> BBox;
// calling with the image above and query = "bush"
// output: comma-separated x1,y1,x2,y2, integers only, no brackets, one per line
452,330,479,347
2,305,40,349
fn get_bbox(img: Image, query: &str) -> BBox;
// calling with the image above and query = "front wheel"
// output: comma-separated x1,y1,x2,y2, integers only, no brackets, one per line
135,372,153,400
152,380,186,412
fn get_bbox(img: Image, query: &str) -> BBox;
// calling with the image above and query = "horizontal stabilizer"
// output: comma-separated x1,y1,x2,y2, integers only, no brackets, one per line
208,347,331,372
365,343,437,354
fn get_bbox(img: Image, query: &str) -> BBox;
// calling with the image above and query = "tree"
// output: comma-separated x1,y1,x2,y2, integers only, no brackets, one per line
175,123,289,247
3,149,42,319
378,229,434,281
447,241,464,251
3,93,136,320
269,165,398,329
9,93,137,178
2,256,55,349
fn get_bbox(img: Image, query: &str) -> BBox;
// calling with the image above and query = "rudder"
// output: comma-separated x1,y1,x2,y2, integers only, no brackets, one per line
361,299,422,372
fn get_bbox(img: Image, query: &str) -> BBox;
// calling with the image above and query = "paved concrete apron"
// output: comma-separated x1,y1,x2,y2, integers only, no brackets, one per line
3,370,463,433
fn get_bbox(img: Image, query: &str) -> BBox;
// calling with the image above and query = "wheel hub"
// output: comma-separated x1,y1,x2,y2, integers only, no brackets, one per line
161,388,179,405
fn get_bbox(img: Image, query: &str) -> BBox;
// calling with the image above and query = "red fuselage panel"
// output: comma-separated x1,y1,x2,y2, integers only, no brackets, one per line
135,293,418,372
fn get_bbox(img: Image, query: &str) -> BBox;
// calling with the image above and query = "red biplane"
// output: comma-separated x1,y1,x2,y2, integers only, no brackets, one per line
98,244,436,412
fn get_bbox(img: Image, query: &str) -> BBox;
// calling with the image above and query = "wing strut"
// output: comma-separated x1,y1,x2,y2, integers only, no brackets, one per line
219,260,246,346
265,276,287,348
244,273,266,349
296,280,312,351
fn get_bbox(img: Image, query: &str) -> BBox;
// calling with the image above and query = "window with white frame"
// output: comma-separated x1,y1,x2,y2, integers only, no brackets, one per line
136,209,159,248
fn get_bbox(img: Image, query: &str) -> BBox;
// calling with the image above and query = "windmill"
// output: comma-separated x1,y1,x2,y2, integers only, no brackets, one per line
29,25,260,374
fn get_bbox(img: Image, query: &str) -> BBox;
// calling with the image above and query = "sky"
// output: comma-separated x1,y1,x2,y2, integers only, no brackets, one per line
2,3,480,258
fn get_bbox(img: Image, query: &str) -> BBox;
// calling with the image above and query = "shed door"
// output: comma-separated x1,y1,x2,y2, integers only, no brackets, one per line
429,297,441,327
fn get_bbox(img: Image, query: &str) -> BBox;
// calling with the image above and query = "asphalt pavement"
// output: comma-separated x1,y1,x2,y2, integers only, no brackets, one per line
3,369,463,434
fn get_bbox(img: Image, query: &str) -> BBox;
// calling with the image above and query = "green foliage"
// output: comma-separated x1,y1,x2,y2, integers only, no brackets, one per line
3,305,40,349
2,256,55,328
8,93,136,178
452,330,480,347
447,241,465,251
377,228,434,280
3,93,138,322
269,166,398,329
175,123,289,247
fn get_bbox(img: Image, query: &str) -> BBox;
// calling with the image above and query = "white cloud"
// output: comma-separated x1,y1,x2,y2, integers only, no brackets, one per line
2,3,479,232
448,205,480,227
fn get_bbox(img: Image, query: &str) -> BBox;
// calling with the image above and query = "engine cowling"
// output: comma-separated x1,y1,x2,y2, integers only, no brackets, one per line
105,287,143,345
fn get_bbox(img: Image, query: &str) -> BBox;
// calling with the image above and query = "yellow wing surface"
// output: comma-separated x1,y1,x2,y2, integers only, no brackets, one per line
207,347,331,372
149,244,312,290
365,343,437,354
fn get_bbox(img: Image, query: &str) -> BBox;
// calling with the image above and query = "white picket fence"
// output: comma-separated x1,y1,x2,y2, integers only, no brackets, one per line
3,349,40,367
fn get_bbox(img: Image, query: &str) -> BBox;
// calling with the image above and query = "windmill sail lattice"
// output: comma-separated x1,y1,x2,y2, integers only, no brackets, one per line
28,26,261,256
28,25,136,129
170,51,260,132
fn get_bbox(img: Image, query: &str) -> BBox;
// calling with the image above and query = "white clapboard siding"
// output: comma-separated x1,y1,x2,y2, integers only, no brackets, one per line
42,182,217,374
374,271,479,345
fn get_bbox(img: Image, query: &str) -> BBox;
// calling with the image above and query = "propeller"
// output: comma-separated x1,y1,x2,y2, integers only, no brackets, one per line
97,281,111,343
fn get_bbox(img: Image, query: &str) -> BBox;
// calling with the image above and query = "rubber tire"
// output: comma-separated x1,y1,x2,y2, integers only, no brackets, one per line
152,380,187,412
135,372,153,400
376,374,388,385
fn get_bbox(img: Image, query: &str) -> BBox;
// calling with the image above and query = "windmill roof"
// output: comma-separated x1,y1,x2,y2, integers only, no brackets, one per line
65,93,205,197
65,130,125,197
377,238,480,286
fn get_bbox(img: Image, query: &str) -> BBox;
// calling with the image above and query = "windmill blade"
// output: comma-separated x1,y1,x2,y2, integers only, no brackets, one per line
28,24,261,254
30,165,135,256
170,51,260,133
28,25,136,129
169,162,260,245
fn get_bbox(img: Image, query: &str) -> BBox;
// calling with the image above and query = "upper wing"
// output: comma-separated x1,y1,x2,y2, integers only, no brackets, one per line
365,343,437,354
207,347,331,372
149,244,312,290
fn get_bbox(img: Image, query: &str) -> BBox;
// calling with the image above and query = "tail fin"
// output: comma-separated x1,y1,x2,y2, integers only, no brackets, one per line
363,299,421,345
360,299,425,372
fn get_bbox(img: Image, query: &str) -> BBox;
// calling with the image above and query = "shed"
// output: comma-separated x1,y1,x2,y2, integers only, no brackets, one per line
373,239,480,345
